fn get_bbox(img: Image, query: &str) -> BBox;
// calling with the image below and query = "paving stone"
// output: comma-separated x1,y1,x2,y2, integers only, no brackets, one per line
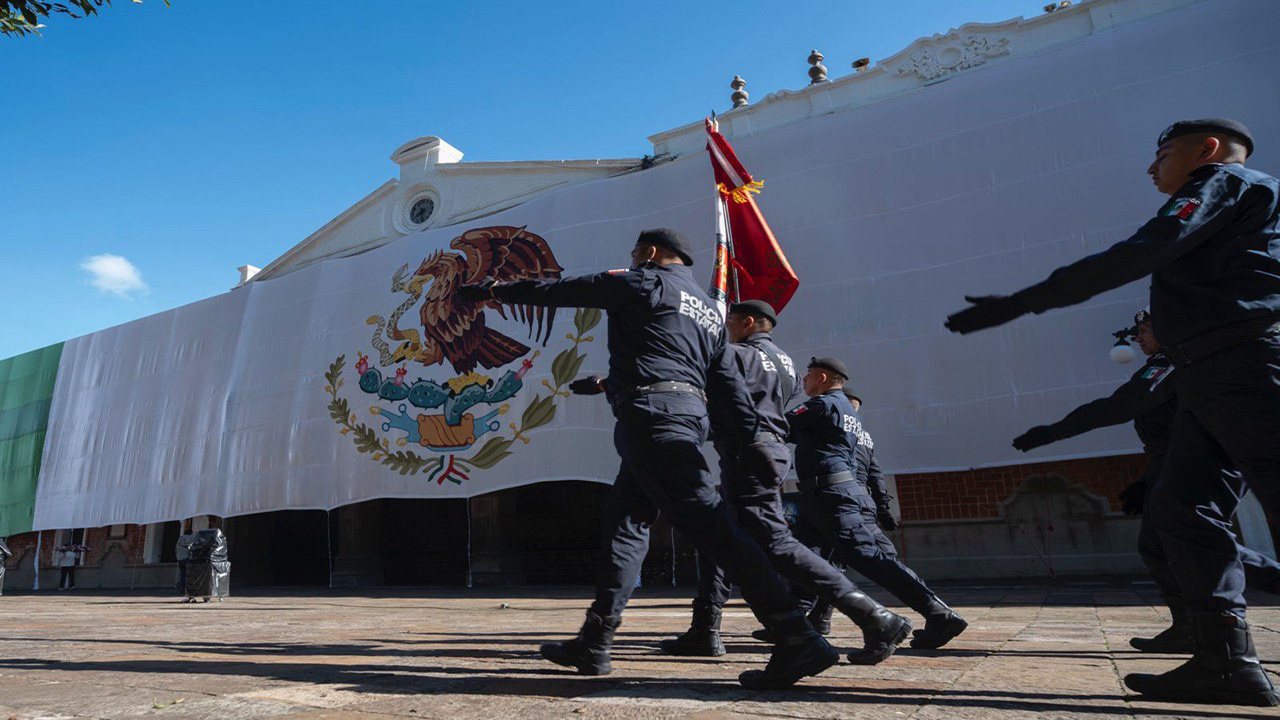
0,584,1278,718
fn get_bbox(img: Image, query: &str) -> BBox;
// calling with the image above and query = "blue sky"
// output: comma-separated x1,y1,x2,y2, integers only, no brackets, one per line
0,0,1035,359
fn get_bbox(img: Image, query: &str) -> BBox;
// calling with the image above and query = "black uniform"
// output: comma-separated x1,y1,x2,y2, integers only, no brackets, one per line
687,332,865,611
786,391,946,621
490,264,813,640
946,154,1280,704
952,162,1280,616
1018,352,1280,603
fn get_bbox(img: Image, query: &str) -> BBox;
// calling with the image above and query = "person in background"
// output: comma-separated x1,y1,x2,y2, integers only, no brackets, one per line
175,521,195,602
56,541,82,591
0,537,12,596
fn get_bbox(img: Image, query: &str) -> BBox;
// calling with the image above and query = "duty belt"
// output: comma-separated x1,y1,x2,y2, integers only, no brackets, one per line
753,431,785,444
801,470,854,490
615,381,707,404
1163,317,1280,367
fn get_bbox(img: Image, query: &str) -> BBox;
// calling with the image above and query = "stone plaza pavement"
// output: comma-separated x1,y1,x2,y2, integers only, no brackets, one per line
1,581,1278,719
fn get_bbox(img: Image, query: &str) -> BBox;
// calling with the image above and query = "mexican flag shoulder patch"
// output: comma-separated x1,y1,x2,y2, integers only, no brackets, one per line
1164,197,1202,219
1141,364,1173,385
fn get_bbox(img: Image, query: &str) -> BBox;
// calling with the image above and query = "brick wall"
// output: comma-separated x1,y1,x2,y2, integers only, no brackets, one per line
896,454,1148,522
4,524,149,569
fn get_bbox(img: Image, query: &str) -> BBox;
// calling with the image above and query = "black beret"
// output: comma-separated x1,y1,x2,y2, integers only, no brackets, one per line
842,388,863,406
636,228,694,266
1158,118,1253,157
728,299,777,325
808,356,849,381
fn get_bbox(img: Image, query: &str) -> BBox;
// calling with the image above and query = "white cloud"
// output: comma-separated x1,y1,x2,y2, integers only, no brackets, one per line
81,254,149,299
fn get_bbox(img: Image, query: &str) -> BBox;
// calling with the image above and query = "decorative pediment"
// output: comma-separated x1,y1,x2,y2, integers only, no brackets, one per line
890,32,1012,82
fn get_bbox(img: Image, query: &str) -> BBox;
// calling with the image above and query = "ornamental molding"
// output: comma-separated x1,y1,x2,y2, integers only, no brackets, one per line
889,32,1012,82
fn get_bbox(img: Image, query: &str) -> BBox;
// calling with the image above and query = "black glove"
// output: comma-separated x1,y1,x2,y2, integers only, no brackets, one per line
877,508,900,531
455,280,496,303
945,294,1032,335
568,375,606,395
1119,480,1147,516
1012,425,1055,452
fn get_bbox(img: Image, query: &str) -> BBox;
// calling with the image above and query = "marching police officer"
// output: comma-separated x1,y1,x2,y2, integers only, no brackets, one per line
657,300,912,665
457,229,836,689
1013,308,1280,654
946,119,1280,706
801,389,897,636
786,358,968,651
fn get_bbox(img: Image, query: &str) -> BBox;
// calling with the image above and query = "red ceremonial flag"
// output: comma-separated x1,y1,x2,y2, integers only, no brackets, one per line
704,118,800,312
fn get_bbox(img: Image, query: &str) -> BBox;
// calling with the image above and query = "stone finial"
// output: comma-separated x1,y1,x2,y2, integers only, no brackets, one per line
730,75,749,108
808,49,827,84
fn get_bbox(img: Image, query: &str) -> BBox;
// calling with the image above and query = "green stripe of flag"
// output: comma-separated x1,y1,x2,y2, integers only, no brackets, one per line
0,343,64,537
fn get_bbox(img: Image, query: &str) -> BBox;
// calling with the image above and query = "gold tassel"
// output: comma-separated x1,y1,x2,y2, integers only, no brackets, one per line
716,180,764,204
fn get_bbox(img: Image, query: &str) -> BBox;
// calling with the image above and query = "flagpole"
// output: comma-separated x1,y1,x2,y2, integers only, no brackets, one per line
722,195,741,303
711,186,731,319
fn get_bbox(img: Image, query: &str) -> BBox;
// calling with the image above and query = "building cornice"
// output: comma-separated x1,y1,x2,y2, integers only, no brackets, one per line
647,0,1202,157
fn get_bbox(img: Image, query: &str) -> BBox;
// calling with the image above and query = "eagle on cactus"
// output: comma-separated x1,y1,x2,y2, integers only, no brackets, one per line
403,226,563,374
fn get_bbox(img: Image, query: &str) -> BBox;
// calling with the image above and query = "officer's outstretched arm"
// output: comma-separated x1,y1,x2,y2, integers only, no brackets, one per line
1013,363,1167,451
488,271,643,310
947,169,1274,334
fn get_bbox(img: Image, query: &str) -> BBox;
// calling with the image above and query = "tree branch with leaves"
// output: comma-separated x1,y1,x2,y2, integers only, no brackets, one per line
2,0,167,38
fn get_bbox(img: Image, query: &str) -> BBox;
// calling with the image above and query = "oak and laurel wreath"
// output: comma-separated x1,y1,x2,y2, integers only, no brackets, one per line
324,307,602,477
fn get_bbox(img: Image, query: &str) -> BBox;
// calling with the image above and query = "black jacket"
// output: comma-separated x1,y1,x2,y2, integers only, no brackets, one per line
1017,164,1280,346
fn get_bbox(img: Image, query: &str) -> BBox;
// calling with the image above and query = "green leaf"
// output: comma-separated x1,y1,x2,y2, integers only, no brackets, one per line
325,356,345,389
523,397,557,431
550,348,579,388
466,436,512,468
563,351,586,384
328,397,350,423
520,394,548,427
574,307,602,335
468,450,512,469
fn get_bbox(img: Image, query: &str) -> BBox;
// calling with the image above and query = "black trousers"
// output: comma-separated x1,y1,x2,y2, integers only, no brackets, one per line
588,395,797,621
1153,335,1280,615
790,480,939,616
690,442,859,610
1138,452,1280,602
59,567,75,589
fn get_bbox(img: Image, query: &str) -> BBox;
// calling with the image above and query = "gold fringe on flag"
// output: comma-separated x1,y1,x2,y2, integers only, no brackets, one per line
716,180,765,204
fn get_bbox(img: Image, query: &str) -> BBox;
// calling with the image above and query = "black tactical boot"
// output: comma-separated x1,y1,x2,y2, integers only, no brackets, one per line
910,596,968,650
807,600,834,636
539,610,619,676
659,602,726,657
1131,595,1194,654
750,627,774,643
1125,611,1280,707
738,610,839,690
833,590,912,665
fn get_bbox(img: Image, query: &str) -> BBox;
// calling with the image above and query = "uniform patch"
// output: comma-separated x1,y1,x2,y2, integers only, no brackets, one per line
677,290,722,336
606,268,629,275
791,406,808,415
1165,197,1201,219
1148,366,1173,388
